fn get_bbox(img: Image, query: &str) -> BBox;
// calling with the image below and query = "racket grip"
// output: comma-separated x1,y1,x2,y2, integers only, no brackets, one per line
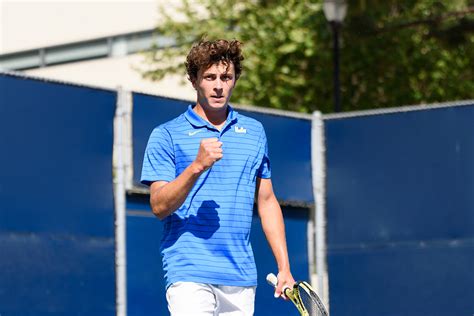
267,273,291,298
266,273,278,287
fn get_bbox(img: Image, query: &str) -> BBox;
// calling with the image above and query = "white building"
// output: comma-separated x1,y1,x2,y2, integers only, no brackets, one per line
0,0,195,99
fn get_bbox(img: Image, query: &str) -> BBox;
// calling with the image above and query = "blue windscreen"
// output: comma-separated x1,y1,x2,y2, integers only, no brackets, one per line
0,74,116,315
324,105,474,316
132,93,189,187
241,111,313,203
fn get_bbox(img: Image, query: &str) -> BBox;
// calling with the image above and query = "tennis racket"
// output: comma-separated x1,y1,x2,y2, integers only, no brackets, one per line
266,273,329,316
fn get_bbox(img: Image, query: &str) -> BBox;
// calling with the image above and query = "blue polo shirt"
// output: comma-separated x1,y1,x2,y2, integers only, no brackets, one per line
141,105,271,288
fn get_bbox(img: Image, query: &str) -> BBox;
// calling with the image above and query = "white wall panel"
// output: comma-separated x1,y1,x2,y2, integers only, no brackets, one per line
25,53,195,101
0,0,162,54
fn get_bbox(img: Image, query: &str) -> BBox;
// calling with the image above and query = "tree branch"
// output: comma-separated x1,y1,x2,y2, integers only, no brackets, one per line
375,7,474,34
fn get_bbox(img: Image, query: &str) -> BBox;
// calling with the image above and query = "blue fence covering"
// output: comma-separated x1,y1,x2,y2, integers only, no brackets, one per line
324,105,474,316
132,93,189,187
0,74,116,315
132,93,313,203
242,111,312,203
5,73,470,316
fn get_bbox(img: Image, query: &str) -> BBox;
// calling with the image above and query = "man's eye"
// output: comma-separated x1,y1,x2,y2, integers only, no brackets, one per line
222,76,233,81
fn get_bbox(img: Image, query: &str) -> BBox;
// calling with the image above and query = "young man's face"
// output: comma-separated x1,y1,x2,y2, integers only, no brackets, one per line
193,61,236,112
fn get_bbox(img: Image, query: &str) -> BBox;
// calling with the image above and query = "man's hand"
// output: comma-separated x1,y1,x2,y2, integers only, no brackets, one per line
275,270,295,299
192,138,223,173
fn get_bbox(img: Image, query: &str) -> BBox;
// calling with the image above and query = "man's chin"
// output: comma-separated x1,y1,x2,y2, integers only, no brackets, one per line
208,100,228,109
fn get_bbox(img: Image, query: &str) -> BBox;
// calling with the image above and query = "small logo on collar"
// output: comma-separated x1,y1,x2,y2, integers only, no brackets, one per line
234,126,247,134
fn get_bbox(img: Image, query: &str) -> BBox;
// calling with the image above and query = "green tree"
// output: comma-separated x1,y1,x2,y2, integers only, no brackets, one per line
141,0,474,113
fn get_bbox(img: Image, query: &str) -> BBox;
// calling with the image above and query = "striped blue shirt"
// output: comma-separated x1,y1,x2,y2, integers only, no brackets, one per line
141,105,271,288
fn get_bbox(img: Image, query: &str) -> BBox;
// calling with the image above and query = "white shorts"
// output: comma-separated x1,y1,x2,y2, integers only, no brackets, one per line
166,282,256,316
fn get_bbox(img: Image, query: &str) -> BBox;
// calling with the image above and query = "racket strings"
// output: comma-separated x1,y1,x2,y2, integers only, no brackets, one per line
298,283,328,316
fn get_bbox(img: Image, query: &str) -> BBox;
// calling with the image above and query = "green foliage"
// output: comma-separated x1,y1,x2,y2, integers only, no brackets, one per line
141,0,474,113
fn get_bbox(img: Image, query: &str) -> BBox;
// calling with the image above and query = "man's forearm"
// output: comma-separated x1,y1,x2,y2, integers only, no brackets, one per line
150,162,205,220
259,196,291,272
256,178,295,297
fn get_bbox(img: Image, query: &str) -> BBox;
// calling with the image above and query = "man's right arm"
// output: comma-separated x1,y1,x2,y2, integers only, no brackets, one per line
149,138,222,220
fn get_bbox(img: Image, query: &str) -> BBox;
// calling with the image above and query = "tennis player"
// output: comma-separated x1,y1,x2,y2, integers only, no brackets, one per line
141,39,295,315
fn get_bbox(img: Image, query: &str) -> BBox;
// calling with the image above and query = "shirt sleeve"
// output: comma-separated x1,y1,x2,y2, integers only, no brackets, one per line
141,126,175,186
256,126,271,179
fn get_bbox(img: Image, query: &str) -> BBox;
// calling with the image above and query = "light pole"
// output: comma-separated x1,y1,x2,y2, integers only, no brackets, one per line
323,0,347,113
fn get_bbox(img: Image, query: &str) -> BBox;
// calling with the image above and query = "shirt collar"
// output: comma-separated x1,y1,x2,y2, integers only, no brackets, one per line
184,104,238,129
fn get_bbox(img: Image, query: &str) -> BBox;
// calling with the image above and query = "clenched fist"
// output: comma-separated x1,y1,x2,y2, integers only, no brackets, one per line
193,138,223,172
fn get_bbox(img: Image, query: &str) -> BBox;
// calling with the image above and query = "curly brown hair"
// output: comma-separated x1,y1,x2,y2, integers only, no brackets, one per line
185,39,244,83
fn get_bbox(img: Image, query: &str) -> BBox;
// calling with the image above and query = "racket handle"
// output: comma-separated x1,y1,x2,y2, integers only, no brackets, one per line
267,273,291,298
266,273,278,287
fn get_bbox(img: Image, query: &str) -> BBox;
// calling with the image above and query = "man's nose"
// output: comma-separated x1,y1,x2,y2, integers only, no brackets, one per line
215,78,223,90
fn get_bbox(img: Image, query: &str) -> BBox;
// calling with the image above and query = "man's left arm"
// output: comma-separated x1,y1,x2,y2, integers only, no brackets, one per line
256,177,295,298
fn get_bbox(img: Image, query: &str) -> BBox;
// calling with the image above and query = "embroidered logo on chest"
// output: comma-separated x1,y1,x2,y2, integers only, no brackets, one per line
234,126,247,134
